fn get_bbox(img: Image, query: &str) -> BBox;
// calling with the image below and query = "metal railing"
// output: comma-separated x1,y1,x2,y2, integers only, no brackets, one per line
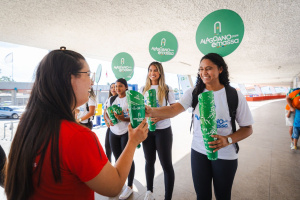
1,121,19,141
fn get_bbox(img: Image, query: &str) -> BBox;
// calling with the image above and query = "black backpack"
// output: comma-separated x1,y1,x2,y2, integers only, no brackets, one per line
191,85,239,153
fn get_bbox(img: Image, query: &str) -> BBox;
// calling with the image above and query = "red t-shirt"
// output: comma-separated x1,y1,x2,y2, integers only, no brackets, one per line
30,120,108,200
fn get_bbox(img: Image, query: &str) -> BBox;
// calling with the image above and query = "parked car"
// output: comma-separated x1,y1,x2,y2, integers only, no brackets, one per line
0,106,25,119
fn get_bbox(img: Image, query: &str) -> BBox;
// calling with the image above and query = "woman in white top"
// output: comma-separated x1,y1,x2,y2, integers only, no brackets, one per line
146,53,253,200
105,78,134,200
103,83,117,162
77,86,97,130
140,62,176,200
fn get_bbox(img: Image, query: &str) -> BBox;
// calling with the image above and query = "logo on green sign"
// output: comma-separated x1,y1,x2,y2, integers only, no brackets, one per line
196,9,244,57
111,52,134,81
149,31,178,62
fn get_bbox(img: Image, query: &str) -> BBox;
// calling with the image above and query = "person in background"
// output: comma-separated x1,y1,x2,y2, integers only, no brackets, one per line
77,79,97,130
286,88,300,150
4,49,148,200
0,145,6,187
139,62,175,200
103,83,117,162
105,78,135,200
146,53,253,200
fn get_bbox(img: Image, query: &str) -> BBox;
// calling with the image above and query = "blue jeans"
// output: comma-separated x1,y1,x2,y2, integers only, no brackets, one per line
292,126,300,139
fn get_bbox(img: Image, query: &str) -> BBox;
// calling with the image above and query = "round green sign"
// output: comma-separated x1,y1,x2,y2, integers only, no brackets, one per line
196,9,244,57
111,52,134,81
149,31,178,62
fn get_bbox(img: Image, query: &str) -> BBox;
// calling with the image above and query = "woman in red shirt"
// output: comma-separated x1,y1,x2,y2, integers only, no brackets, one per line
5,49,148,200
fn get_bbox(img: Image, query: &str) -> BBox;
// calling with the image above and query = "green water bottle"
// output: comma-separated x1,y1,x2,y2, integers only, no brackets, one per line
198,91,218,160
147,89,157,131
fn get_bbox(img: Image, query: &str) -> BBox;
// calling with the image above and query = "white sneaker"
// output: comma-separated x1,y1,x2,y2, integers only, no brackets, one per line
144,191,155,200
291,146,297,150
119,186,133,199
290,142,294,148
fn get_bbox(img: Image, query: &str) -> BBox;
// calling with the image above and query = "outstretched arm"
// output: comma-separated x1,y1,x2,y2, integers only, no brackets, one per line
146,102,185,119
85,119,148,196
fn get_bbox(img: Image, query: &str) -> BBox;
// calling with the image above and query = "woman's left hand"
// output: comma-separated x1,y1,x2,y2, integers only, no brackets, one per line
208,135,229,153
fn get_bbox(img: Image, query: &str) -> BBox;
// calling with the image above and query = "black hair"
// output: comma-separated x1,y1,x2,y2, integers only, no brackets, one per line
5,49,85,200
109,82,115,97
116,78,128,90
191,53,230,109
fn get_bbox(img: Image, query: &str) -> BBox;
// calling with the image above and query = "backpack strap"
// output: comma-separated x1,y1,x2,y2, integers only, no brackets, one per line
225,85,239,153
85,103,91,123
110,95,118,105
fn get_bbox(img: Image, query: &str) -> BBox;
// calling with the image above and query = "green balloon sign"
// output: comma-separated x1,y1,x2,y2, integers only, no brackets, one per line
196,9,244,57
149,31,178,62
111,52,134,81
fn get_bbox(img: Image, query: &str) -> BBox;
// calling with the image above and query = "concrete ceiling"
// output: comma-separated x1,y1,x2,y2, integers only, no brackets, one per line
0,0,299,86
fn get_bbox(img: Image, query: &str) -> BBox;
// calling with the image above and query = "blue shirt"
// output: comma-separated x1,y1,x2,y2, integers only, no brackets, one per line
294,109,300,127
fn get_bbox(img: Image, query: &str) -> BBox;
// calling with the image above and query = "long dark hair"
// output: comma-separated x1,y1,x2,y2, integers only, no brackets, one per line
109,82,115,97
5,49,85,200
192,53,230,109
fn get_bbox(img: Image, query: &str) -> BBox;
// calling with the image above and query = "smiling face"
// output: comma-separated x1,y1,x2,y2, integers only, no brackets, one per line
148,65,160,85
115,81,127,97
71,60,92,107
199,59,223,86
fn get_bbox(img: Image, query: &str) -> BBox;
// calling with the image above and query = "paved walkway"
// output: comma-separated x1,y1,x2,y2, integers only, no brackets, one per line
1,99,299,200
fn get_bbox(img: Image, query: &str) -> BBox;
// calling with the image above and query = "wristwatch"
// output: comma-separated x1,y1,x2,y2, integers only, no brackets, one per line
227,136,233,144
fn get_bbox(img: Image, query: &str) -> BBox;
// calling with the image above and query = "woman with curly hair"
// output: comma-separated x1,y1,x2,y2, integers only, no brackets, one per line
146,53,253,200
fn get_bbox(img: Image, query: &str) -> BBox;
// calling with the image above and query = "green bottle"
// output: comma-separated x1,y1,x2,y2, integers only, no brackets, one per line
126,90,146,149
198,91,218,160
147,89,157,131
106,106,119,125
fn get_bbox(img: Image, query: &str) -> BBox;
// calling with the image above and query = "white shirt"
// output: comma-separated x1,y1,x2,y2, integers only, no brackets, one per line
108,96,129,135
179,87,254,160
139,85,176,129
78,97,97,123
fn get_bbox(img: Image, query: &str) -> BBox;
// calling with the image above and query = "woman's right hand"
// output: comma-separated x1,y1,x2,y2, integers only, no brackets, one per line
145,105,153,118
128,118,148,146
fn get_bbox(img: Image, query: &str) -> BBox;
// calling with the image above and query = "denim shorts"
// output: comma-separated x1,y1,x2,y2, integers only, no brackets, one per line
292,126,300,139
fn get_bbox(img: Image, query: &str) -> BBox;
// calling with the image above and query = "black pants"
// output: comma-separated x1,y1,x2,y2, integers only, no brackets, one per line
80,121,93,130
109,131,135,186
105,128,112,162
0,145,6,187
191,149,238,200
142,127,174,200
